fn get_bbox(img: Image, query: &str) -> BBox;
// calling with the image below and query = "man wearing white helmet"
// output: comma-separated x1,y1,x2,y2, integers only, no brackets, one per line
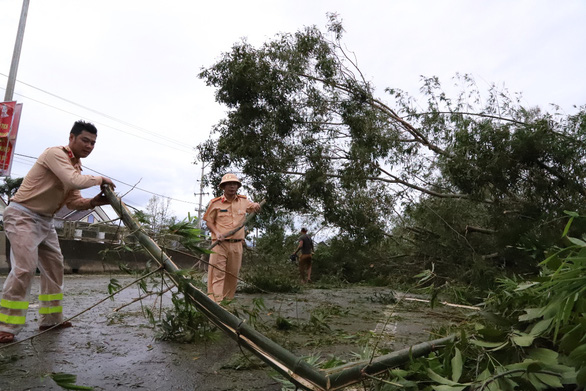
203,173,261,302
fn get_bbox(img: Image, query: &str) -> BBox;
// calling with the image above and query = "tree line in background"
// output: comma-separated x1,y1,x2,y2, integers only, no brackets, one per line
197,14,586,291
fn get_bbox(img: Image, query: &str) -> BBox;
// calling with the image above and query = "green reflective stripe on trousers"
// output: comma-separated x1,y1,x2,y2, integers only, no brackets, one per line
39,293,63,301
0,312,26,325
39,306,62,315
1,298,29,310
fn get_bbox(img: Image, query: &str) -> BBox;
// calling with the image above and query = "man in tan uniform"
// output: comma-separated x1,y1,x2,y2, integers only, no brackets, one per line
0,120,115,343
203,173,260,303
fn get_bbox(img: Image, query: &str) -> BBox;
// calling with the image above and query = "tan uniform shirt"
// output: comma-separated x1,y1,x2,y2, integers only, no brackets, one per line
11,146,102,216
203,195,257,240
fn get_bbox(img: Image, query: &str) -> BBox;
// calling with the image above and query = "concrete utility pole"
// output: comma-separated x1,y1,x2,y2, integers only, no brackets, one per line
195,161,209,229
4,0,30,102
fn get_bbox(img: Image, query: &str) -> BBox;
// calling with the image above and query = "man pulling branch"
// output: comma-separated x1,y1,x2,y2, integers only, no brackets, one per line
0,120,115,343
203,173,260,303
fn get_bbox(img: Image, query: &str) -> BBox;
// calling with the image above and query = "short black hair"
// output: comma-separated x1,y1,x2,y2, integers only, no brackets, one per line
300,227,308,233
71,120,98,136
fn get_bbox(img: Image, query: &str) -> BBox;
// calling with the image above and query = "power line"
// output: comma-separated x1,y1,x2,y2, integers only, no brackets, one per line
1,87,193,155
0,72,189,148
0,75,202,206
14,153,197,205
0,81,195,155
0,73,193,148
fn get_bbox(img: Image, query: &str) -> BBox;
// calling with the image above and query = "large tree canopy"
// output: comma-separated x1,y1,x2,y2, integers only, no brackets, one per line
198,16,586,271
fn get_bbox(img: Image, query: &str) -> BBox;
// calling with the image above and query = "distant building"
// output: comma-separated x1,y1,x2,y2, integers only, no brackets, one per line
54,205,111,227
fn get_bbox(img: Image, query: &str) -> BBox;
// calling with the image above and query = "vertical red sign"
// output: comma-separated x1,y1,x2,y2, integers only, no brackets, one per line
0,101,22,176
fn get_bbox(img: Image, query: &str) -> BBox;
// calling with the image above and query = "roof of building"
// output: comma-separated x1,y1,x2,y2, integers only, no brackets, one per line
55,205,111,222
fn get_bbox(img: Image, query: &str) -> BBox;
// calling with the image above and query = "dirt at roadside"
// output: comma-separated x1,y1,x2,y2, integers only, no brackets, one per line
0,275,467,391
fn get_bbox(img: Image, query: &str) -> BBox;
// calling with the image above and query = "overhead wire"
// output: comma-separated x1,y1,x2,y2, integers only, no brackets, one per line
13,152,197,205
0,72,190,149
0,74,194,151
0,74,202,207
0,86,194,155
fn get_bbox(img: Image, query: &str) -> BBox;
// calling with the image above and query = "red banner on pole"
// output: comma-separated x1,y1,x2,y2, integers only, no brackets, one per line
0,101,22,176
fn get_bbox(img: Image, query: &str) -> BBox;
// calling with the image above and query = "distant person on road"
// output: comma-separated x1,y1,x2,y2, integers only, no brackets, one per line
0,120,115,344
293,227,314,284
203,173,261,303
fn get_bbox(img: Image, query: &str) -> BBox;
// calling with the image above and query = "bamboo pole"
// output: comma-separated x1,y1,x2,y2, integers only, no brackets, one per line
325,335,455,390
103,187,327,390
103,187,455,390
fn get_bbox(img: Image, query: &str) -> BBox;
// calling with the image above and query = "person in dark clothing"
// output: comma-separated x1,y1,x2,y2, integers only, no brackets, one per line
292,228,314,283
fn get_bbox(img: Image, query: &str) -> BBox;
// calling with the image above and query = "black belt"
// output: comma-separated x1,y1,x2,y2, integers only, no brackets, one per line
224,239,243,243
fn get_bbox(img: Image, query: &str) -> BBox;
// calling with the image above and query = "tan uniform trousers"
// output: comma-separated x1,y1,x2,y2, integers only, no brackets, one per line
207,241,243,302
0,203,65,335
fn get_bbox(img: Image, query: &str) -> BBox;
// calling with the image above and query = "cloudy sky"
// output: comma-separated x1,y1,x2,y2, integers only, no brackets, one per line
1,0,584,221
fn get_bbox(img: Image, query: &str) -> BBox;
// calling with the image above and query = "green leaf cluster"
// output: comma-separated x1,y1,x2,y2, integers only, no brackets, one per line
49,372,93,390
165,213,210,255
150,287,217,344
382,216,585,390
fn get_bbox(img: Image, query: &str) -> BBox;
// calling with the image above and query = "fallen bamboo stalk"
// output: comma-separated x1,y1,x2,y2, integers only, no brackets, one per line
103,187,456,390
326,335,455,390
103,188,327,390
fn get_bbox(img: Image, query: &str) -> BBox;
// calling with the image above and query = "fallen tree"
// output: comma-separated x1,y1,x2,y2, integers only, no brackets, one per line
103,186,455,390
197,14,586,280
